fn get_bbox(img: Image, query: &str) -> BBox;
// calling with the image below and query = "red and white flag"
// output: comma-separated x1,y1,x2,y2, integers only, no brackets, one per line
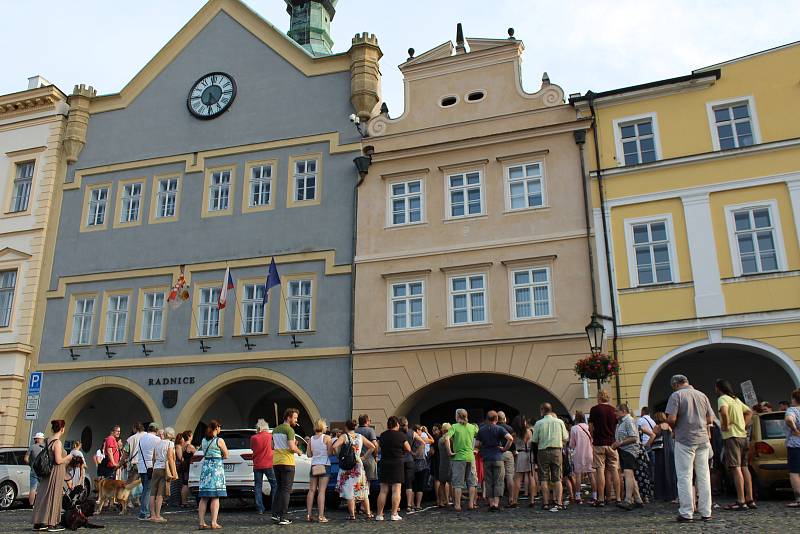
167,266,190,310
218,267,235,309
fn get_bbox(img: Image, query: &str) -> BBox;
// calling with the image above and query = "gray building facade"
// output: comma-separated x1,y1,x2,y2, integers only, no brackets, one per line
31,0,381,449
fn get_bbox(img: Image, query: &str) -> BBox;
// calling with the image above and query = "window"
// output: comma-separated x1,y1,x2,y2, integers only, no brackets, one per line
119,182,142,224
208,170,231,212
731,206,780,274
104,294,129,343
511,267,551,319
620,120,656,165
70,297,96,345
389,180,423,225
294,159,317,202
155,177,179,219
449,274,486,325
713,102,754,149
86,186,109,227
287,279,312,331
631,221,673,285
390,281,424,330
241,283,266,335
507,163,544,210
0,270,16,328
447,171,483,218
198,287,221,337
249,164,272,208
10,161,34,213
140,291,165,341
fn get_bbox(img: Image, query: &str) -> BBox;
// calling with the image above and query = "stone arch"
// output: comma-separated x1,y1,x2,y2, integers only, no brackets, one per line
47,375,160,427
174,367,322,432
638,336,800,409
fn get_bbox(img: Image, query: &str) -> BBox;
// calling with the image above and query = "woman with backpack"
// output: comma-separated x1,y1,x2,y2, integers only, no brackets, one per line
32,419,70,532
334,419,376,520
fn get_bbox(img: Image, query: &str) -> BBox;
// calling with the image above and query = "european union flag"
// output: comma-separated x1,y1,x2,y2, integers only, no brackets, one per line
263,257,280,307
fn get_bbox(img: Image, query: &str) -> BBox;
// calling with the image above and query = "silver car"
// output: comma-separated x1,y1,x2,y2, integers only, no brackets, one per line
0,448,30,510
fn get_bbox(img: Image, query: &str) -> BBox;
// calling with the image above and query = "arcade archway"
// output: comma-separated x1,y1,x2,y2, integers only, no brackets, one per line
395,373,570,428
641,338,800,413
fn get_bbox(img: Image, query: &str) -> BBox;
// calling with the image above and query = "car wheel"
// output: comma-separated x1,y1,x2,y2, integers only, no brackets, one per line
0,481,17,510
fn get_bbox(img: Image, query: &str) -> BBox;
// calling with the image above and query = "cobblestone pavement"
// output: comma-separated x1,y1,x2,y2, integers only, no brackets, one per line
3,496,798,532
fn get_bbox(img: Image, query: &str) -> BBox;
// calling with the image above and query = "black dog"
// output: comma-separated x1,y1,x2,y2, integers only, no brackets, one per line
61,487,104,530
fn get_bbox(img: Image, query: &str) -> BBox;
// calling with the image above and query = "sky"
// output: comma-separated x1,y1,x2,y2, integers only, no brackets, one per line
3,1,799,115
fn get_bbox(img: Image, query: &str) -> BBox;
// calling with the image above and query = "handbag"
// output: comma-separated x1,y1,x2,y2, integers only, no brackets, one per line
311,464,327,476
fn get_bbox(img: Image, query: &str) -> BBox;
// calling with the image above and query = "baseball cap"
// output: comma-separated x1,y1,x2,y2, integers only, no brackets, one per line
34,432,45,439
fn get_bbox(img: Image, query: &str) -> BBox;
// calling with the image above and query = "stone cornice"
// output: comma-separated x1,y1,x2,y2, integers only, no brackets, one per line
0,85,67,119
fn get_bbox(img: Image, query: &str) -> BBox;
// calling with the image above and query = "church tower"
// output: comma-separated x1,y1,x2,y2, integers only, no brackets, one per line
285,0,337,56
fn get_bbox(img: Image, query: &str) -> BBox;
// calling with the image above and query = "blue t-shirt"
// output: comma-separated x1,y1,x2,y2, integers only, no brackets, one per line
476,424,510,462
786,406,800,448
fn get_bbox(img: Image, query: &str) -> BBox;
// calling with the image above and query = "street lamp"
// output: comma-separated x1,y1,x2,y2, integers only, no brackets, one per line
585,314,605,355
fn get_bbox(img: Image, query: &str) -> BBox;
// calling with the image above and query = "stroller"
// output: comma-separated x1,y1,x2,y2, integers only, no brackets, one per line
61,486,103,530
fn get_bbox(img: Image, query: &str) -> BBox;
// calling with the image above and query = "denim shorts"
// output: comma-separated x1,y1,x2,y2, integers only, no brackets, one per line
30,470,39,491
789,447,800,474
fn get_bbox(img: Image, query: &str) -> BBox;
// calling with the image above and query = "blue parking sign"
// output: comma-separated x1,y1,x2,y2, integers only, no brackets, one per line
28,372,43,395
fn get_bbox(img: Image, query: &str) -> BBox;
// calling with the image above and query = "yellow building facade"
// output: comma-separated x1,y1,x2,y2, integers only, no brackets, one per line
572,42,800,412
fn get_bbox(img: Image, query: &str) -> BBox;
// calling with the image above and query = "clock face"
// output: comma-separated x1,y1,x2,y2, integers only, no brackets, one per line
187,72,236,119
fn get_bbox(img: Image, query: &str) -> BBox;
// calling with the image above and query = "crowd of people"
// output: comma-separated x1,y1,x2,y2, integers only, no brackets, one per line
23,379,800,530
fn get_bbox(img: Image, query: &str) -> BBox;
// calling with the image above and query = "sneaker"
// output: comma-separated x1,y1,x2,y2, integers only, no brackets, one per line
549,505,559,513
137,516,150,521
390,514,403,521
271,515,280,522
47,528,65,533
278,518,293,525
676,515,694,523
33,526,48,532
375,515,385,521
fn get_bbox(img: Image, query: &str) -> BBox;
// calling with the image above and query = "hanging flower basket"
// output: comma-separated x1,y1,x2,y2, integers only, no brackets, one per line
574,353,619,384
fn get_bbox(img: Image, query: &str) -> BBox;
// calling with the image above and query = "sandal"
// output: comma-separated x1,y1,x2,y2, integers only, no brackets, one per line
318,517,329,523
346,515,357,521
724,502,747,511
199,526,209,531
365,514,374,520
746,501,758,509
306,515,313,523
786,501,800,508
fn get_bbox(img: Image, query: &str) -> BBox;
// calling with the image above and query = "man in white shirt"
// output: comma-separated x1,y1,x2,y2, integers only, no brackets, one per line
137,423,162,520
637,407,656,447
125,422,146,483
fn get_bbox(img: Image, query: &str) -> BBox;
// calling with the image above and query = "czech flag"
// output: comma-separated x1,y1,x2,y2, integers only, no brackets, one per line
218,267,235,309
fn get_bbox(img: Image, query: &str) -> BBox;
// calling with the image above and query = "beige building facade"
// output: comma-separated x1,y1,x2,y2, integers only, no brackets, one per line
0,77,68,445
353,30,597,429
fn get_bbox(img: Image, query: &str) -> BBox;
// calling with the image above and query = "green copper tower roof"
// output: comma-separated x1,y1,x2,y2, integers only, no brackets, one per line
284,0,337,56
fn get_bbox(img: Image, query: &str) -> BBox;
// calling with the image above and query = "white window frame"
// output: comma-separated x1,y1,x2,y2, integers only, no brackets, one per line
293,159,317,202
140,291,165,342
504,161,546,211
155,177,179,219
388,280,426,331
447,273,488,326
724,199,787,277
10,161,34,213
287,279,313,332
445,170,485,220
612,112,661,166
87,186,109,227
198,287,221,337
241,283,266,335
119,182,143,223
70,297,96,346
208,170,232,212
104,294,129,343
706,96,761,151
0,270,17,328
623,214,680,287
509,266,553,321
387,179,425,227
249,164,273,208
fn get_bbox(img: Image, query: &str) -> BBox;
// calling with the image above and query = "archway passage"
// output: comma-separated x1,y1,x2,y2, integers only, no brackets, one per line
396,373,569,429
63,386,154,479
192,380,314,439
647,344,797,413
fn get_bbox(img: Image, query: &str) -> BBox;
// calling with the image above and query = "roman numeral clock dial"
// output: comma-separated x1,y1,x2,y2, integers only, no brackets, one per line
187,72,236,119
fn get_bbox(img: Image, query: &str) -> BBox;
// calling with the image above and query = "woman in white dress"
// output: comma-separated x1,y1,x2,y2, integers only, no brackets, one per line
334,420,376,520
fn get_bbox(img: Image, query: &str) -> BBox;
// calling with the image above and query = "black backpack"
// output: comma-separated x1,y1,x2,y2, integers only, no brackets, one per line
32,441,54,478
338,434,357,471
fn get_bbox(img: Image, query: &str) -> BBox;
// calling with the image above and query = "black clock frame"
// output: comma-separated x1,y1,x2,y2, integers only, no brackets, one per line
186,71,237,120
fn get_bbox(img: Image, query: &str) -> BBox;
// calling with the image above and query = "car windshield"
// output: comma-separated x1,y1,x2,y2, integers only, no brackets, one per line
760,413,786,440
218,430,255,450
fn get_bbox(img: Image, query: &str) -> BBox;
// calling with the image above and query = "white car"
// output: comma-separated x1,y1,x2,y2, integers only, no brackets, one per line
188,429,311,498
0,447,92,510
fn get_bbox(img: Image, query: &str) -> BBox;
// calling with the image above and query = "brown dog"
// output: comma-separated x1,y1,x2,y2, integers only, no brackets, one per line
95,478,142,515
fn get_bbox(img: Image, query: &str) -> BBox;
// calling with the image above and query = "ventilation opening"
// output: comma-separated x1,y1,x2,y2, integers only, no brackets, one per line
440,96,457,107
466,91,485,102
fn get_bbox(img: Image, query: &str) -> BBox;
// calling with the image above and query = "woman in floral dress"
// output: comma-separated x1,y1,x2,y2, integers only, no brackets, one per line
198,420,228,530
334,420,376,520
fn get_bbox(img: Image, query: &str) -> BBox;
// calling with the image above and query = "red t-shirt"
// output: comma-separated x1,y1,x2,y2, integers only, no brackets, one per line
251,432,274,469
104,435,120,466
589,403,618,446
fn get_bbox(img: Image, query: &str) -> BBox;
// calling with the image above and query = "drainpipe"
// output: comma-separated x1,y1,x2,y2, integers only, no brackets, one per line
586,93,623,404
573,129,598,315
